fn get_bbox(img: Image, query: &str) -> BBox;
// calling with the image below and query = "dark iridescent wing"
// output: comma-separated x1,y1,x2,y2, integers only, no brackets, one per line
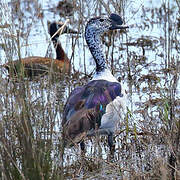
63,79,123,124
62,79,124,143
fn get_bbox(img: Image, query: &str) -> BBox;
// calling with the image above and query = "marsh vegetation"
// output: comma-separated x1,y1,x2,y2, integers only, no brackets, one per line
0,0,179,179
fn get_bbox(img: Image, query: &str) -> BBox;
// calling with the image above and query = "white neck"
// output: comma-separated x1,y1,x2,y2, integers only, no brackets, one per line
92,69,118,82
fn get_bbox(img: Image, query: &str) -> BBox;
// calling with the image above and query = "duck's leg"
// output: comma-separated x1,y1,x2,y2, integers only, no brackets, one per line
80,141,85,151
108,133,115,154
87,128,115,153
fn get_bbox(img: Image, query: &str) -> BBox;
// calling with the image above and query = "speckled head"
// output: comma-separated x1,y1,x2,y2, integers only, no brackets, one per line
85,13,128,73
85,13,128,35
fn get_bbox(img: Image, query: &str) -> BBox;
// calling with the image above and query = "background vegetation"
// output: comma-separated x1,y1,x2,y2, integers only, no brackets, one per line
0,0,179,179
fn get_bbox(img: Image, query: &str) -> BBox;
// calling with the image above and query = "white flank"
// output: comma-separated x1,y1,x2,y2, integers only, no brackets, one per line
100,87,127,133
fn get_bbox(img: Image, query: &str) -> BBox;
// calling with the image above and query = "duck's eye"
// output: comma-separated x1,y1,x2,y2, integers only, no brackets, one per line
99,19,104,22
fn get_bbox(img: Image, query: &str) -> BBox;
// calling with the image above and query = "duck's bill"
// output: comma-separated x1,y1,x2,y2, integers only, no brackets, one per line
110,24,129,30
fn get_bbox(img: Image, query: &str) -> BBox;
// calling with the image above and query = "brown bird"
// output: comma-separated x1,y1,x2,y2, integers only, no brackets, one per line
3,21,77,78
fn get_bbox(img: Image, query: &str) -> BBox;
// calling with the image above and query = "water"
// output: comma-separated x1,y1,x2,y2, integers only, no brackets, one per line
0,0,179,179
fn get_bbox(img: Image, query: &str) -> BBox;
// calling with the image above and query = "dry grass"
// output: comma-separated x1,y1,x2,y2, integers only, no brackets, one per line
0,0,179,179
